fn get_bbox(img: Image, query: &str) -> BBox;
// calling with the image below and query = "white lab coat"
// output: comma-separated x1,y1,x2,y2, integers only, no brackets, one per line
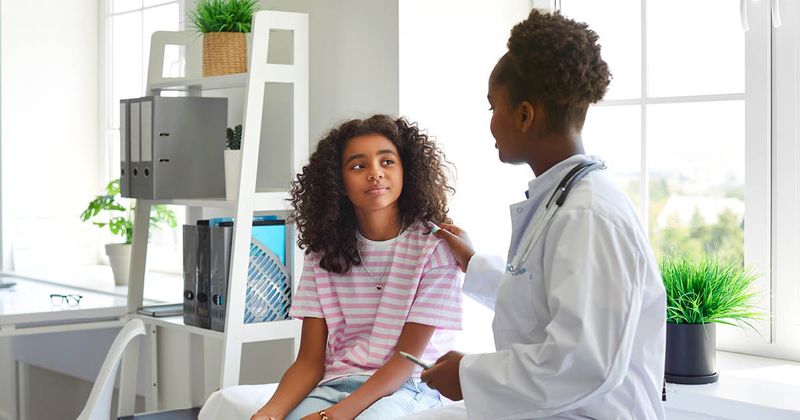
458,155,666,419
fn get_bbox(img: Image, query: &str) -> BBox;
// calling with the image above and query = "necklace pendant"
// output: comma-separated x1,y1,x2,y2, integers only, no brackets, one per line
376,284,383,291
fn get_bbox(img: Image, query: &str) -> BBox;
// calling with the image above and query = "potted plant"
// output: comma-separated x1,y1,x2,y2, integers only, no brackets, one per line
80,179,177,286
225,124,242,200
661,253,761,384
189,0,259,77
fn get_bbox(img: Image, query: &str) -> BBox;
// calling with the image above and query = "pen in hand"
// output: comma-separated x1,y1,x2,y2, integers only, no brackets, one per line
400,351,434,369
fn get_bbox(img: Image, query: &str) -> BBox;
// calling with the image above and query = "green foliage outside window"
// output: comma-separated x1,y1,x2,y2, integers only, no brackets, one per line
643,176,744,266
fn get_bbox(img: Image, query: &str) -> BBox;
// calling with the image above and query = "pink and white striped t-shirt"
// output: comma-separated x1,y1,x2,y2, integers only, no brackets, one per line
289,222,462,384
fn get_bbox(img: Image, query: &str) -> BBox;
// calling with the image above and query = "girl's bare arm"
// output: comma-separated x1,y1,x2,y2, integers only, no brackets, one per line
323,322,435,419
250,317,328,419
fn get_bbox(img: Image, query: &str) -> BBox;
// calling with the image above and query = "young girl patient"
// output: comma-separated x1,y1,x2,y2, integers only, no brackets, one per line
251,115,463,420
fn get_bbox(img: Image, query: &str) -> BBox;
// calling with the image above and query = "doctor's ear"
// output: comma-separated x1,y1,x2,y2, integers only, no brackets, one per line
517,101,535,132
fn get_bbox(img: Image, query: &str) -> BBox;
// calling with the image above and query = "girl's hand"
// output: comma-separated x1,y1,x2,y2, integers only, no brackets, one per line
250,407,281,420
433,223,475,272
300,408,342,420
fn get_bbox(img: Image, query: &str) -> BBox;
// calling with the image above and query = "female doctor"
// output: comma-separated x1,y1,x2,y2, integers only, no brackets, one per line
418,9,667,419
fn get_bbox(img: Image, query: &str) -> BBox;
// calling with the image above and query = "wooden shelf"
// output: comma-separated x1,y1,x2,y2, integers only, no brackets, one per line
134,314,300,343
135,314,223,339
120,13,309,406
153,191,291,211
148,73,247,91
154,198,233,208
242,318,300,343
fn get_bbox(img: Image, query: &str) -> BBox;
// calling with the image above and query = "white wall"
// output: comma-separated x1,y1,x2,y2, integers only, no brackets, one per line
398,0,533,352
259,0,400,142
0,0,100,273
188,0,400,192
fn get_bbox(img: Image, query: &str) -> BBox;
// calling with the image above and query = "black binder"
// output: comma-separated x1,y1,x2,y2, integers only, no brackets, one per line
209,224,233,332
195,221,211,329
182,224,199,327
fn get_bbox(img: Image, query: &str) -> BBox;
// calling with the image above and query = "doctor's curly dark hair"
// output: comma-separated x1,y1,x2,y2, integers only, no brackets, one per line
492,9,611,134
289,114,454,274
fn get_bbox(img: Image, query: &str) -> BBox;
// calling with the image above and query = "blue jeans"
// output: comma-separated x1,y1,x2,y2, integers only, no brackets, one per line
286,375,442,420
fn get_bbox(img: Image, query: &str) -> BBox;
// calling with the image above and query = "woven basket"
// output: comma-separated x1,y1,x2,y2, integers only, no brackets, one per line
202,32,247,77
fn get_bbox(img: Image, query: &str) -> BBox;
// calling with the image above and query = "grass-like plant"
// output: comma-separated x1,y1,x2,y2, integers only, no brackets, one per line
189,0,259,33
81,179,177,244
660,254,761,327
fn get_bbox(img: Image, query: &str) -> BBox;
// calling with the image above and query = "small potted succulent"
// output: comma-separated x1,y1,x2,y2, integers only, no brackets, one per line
189,0,259,77
661,253,761,384
81,179,177,285
225,124,242,200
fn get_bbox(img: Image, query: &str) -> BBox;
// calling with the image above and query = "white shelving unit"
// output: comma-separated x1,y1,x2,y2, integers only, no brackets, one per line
117,10,308,416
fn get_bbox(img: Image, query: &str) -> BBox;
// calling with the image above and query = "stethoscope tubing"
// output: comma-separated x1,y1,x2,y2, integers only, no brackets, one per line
506,160,606,275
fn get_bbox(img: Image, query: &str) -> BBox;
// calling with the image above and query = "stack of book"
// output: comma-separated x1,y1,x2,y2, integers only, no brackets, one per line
182,216,291,331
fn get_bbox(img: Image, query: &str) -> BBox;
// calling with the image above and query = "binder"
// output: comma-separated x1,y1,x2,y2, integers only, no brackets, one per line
184,217,290,330
209,224,233,332
182,224,199,327
122,96,227,199
195,220,211,329
120,99,131,197
129,100,141,198
137,303,183,317
135,98,155,199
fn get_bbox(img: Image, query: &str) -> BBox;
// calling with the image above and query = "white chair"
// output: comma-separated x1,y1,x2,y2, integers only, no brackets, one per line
199,383,279,420
77,318,146,420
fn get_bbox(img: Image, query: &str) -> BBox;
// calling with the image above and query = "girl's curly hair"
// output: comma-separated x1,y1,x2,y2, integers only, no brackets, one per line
289,114,454,274
492,9,611,134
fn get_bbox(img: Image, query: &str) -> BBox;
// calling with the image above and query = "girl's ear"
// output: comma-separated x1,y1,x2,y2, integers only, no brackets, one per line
517,100,535,133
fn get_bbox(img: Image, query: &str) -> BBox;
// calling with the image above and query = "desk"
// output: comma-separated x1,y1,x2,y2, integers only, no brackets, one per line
0,273,159,420
0,274,129,336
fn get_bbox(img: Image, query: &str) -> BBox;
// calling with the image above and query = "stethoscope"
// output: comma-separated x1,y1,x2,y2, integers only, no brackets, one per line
506,160,607,275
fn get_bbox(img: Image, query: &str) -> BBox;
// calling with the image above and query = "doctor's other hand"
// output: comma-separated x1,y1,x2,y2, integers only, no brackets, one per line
420,350,464,401
433,223,474,273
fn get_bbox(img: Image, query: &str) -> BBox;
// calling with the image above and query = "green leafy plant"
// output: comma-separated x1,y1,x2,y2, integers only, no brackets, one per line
660,253,761,327
80,179,178,244
189,0,259,33
226,124,242,150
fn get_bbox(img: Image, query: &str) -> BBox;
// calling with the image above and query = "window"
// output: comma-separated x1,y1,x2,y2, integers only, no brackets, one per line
560,0,800,357
399,0,800,359
104,0,184,273
561,0,752,264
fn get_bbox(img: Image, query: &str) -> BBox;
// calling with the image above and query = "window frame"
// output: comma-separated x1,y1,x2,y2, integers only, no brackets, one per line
557,0,781,356
101,0,185,274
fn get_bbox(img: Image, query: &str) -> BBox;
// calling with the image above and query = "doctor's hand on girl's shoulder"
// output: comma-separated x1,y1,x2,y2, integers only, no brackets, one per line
433,223,475,273
420,351,465,401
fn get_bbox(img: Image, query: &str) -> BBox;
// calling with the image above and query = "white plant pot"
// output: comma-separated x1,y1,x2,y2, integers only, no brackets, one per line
225,149,242,201
105,243,132,286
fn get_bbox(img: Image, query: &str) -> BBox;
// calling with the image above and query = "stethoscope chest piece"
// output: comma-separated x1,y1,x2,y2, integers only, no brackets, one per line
506,263,527,275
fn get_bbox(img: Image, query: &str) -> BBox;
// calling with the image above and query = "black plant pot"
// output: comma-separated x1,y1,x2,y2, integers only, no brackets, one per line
665,322,719,384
